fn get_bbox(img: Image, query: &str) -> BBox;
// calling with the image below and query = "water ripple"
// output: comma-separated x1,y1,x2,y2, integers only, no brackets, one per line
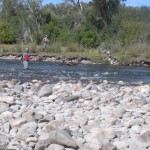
0,60,150,83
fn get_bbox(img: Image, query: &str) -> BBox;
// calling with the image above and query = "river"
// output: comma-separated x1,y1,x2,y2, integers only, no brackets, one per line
0,60,150,83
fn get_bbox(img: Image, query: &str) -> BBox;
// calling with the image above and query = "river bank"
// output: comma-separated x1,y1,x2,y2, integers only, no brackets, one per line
0,53,150,67
0,79,150,150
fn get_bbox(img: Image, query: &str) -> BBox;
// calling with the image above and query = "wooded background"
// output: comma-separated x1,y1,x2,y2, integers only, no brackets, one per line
0,0,150,49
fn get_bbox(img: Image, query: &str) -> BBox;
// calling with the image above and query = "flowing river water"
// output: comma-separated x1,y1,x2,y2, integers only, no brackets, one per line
0,60,150,83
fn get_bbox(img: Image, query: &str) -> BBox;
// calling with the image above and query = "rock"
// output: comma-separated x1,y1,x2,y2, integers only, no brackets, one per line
25,137,38,144
138,131,150,143
144,117,150,124
10,117,27,128
3,122,10,134
0,96,15,104
118,81,125,85
81,90,92,100
111,107,125,118
65,96,79,102
83,141,102,150
113,140,129,149
14,84,23,93
126,118,144,127
0,133,9,146
0,111,13,119
22,111,34,122
135,85,150,95
80,60,92,64
0,103,9,113
46,144,65,150
102,142,117,150
125,103,138,112
85,128,116,141
9,128,18,138
68,121,79,132
0,133,9,145
44,120,63,130
38,84,52,97
48,129,78,148
34,140,50,150
17,122,37,141
34,112,43,120
105,117,118,126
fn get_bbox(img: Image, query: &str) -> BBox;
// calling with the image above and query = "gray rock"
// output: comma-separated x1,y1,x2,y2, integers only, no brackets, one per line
34,140,50,150
0,96,15,104
102,142,117,150
10,117,27,128
138,131,150,143
3,122,10,134
17,122,37,141
0,103,9,113
65,96,79,102
22,111,34,122
14,84,23,93
46,144,65,150
0,133,9,145
38,84,52,97
48,129,78,148
83,141,102,150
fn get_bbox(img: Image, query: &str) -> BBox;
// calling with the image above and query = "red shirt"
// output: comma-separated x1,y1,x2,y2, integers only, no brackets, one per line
23,53,30,61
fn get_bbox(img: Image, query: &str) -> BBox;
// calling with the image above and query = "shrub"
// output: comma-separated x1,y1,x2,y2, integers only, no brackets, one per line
0,20,16,44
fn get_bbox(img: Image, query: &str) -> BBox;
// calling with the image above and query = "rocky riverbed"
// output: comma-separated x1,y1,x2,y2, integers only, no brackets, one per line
0,79,150,150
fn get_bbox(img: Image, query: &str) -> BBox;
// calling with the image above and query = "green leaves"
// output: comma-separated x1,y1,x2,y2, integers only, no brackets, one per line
0,20,16,44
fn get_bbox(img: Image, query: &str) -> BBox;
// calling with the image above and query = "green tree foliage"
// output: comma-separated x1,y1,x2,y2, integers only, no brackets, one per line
0,20,16,44
41,18,69,43
92,0,125,26
0,0,150,50
76,23,99,47
118,20,148,45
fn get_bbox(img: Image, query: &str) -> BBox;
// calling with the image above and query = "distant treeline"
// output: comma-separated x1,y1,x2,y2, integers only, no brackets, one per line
0,0,150,49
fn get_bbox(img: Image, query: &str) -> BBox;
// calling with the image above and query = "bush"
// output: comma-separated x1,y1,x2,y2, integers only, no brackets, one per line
0,20,16,44
118,20,148,46
76,25,99,48
41,18,69,43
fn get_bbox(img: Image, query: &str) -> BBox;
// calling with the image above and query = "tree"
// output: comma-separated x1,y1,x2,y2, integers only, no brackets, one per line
92,0,126,26
0,0,43,43
0,20,16,44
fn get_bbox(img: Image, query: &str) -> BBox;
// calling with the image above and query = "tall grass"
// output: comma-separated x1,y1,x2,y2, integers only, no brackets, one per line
110,42,150,63
0,42,149,64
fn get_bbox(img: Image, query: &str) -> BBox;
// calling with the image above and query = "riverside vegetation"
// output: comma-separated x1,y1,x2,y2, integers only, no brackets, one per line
0,1,150,150
0,1,150,65
0,42,150,66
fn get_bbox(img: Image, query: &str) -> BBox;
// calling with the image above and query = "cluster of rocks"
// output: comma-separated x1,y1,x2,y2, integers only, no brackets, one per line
0,79,150,150
1,53,150,67
128,58,150,67
0,54,93,65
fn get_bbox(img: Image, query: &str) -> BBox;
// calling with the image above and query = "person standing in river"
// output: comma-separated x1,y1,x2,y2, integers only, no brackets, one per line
21,48,30,69
42,35,49,51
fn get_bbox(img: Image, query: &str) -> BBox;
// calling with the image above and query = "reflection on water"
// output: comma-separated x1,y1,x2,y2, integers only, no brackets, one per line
0,60,150,83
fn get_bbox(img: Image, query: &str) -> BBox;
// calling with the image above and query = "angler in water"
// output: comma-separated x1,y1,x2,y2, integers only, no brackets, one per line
21,48,30,69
